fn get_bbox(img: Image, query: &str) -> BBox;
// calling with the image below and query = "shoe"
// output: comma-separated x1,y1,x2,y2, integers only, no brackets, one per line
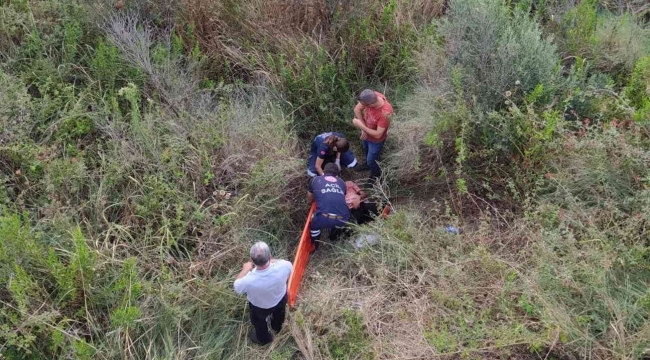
329,228,343,241
268,316,282,333
309,240,320,255
249,329,271,345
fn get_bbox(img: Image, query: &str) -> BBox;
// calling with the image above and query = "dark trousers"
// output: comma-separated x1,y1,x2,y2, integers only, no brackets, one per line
350,202,379,225
249,293,287,345
309,215,347,246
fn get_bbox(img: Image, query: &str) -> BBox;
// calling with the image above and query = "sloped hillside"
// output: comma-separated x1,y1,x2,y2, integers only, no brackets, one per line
1,0,649,359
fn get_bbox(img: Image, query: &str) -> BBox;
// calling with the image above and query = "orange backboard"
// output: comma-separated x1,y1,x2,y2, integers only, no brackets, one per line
287,202,316,308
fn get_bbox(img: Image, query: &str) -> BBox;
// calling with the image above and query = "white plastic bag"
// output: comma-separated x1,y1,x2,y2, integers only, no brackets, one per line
353,234,379,249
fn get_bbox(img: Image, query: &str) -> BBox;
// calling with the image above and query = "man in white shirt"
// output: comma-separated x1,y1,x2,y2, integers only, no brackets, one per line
234,242,293,345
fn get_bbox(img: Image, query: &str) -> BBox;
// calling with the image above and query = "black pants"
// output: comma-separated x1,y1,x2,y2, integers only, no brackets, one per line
350,202,379,225
249,293,287,344
309,215,347,245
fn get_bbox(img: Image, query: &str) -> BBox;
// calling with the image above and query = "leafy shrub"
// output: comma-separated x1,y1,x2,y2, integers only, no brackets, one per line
0,211,103,357
440,0,559,109
562,0,650,75
626,55,650,121
388,86,564,202
0,71,32,145
0,0,31,54
328,310,373,359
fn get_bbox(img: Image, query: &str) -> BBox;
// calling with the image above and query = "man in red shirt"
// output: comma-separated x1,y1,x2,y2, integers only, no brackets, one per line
352,89,393,181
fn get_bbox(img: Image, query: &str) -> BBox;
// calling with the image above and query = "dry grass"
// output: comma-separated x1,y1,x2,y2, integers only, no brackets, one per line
182,0,445,82
280,205,543,359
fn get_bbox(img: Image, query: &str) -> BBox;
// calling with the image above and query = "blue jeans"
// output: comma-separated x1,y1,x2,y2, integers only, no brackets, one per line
363,140,385,180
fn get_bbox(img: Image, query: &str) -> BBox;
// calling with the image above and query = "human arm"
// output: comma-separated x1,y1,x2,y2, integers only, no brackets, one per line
315,157,325,176
307,178,315,204
353,102,365,121
353,118,387,138
233,262,254,294
335,151,341,170
236,261,254,280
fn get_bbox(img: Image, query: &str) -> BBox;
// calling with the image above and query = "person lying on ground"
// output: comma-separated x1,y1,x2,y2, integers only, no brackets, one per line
307,163,350,252
345,180,380,225
234,242,293,345
351,89,393,182
307,132,358,177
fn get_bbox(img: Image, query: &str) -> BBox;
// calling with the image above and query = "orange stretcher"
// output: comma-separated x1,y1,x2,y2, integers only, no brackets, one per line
287,202,392,308
287,202,316,308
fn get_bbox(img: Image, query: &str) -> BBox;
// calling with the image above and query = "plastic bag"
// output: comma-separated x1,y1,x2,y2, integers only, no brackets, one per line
353,233,379,249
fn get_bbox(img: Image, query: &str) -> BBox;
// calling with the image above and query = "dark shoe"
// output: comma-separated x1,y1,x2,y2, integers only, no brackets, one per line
309,240,320,255
329,228,343,241
355,164,370,172
249,329,271,345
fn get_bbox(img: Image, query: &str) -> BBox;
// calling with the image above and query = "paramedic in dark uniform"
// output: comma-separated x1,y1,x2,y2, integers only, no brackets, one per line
307,132,358,177
307,163,350,251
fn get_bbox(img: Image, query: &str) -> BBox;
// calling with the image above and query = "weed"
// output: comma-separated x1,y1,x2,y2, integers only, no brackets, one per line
1,0,650,359
441,0,559,109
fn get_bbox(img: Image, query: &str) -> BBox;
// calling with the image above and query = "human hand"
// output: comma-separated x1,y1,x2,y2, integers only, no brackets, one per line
352,118,364,129
360,131,368,140
242,261,254,272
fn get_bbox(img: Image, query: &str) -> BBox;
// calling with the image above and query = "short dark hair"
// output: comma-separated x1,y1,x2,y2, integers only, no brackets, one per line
323,163,340,176
358,89,377,105
335,138,349,153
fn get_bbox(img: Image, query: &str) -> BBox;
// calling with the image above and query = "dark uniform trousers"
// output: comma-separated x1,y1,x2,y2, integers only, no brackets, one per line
309,215,347,245
249,293,287,344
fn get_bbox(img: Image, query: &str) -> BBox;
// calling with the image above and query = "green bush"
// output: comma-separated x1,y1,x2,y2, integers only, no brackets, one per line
440,0,559,109
0,70,33,145
269,45,358,137
626,55,650,121
0,211,103,357
328,310,373,359
562,0,650,75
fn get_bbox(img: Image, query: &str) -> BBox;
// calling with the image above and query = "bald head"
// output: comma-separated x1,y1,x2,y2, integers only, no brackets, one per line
250,241,271,266
358,89,378,106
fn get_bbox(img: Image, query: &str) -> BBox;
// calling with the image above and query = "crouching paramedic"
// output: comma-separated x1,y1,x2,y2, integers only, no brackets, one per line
234,242,293,345
307,132,358,177
308,163,349,251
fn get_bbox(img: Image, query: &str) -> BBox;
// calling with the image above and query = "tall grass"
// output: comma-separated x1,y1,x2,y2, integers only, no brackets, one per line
1,0,650,358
